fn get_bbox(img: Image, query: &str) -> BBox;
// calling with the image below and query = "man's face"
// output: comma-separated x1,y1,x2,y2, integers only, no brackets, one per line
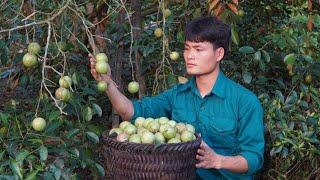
183,41,222,76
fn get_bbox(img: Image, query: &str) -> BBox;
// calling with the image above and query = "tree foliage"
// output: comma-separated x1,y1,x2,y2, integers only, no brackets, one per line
0,0,319,179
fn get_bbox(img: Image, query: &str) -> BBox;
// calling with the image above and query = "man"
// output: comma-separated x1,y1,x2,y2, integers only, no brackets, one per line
89,16,264,179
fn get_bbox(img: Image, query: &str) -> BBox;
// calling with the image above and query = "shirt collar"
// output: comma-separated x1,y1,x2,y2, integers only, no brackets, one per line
177,70,227,98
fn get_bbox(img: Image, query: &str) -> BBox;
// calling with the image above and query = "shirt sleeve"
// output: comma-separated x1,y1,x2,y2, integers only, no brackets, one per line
130,87,175,122
237,94,265,175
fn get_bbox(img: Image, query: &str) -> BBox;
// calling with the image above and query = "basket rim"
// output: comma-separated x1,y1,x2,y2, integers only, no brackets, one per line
102,130,202,151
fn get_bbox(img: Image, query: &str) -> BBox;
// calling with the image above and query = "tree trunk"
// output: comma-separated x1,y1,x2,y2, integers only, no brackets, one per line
131,0,146,98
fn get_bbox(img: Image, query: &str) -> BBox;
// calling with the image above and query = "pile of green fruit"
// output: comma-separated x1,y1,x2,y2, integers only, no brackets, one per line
109,117,196,144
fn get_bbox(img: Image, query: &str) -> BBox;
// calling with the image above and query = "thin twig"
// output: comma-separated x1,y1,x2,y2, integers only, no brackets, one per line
119,0,135,80
0,0,70,33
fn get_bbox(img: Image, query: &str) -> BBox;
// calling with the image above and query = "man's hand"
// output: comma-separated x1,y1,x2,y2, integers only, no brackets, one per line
88,53,112,83
196,141,224,169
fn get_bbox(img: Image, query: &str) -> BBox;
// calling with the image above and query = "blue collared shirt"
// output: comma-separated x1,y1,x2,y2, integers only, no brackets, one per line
131,70,265,179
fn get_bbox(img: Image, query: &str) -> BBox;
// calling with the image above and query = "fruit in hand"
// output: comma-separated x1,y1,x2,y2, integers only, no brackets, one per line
95,61,109,74
95,53,108,62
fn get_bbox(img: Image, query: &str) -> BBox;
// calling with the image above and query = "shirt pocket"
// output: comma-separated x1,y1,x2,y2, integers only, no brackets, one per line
204,116,237,150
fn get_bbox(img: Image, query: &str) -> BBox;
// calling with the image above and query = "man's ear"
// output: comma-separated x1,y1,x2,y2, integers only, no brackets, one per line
216,47,225,62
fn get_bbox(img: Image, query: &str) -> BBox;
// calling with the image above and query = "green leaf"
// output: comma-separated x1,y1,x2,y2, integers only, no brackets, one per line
45,121,62,133
254,51,261,61
69,148,80,158
242,71,252,84
86,131,99,144
16,150,29,163
275,90,284,104
25,170,39,180
231,25,240,46
302,55,313,62
95,163,105,177
284,53,296,64
284,91,297,106
66,129,80,139
48,111,60,121
72,72,79,86
262,50,270,63
39,146,48,161
0,150,4,161
239,46,255,54
92,103,102,117
270,145,283,156
10,160,22,179
83,106,93,121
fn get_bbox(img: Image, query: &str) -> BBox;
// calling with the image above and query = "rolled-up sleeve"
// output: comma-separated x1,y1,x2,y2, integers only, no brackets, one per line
237,95,265,175
130,88,174,122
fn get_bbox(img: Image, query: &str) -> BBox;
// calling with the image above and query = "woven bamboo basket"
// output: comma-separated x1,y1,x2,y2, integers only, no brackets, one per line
102,131,201,180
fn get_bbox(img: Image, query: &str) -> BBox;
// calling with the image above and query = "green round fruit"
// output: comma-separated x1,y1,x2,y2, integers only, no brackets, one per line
95,61,109,74
97,81,107,92
59,76,72,89
168,138,181,143
159,117,169,125
141,131,155,144
238,10,245,17
23,53,37,68
95,53,108,62
163,126,176,140
163,9,171,18
167,120,177,127
155,132,166,144
175,133,181,140
124,124,137,135
147,121,160,133
109,128,123,136
159,124,170,133
186,124,195,134
169,51,179,61
181,131,194,142
175,123,187,133
128,81,139,94
154,28,163,38
32,117,46,131
143,118,153,128
134,117,145,128
119,121,132,130
116,133,129,142
305,74,312,84
55,87,71,102
129,134,141,143
137,128,148,136
28,42,41,54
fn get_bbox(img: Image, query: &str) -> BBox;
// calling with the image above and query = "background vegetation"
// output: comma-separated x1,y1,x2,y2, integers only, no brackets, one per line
0,0,319,179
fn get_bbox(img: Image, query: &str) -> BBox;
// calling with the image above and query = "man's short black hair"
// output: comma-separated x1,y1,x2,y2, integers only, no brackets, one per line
185,16,231,54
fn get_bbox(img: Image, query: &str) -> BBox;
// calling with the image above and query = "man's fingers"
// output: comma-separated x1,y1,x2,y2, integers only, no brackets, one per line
196,154,205,161
90,59,96,69
196,162,205,168
88,53,94,59
197,149,206,156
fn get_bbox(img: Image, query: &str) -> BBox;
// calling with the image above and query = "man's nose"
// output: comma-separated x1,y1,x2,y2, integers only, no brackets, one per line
185,50,195,60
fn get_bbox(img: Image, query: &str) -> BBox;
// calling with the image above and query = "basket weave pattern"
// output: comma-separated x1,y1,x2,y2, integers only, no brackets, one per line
102,133,201,180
